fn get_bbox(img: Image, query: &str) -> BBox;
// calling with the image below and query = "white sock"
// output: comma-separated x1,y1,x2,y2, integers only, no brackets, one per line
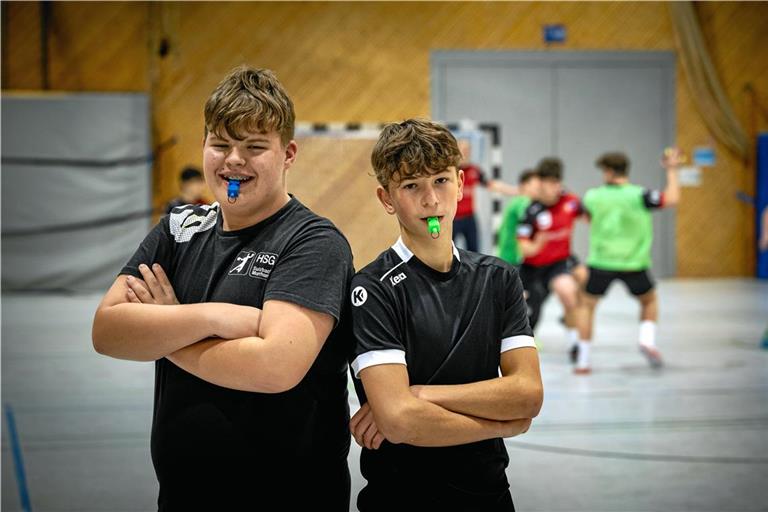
639,320,656,347
577,340,591,368
567,328,579,346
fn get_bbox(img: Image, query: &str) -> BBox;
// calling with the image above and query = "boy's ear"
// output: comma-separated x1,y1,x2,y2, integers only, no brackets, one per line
376,186,397,216
456,168,465,202
283,140,298,170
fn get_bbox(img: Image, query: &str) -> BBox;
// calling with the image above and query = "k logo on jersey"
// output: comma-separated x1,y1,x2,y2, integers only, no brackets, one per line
351,286,368,307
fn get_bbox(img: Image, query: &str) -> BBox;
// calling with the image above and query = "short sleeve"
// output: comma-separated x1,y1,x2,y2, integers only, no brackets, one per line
563,193,584,217
349,273,406,378
573,196,585,216
120,216,175,279
264,227,353,322
517,205,537,240
500,266,536,352
642,189,665,209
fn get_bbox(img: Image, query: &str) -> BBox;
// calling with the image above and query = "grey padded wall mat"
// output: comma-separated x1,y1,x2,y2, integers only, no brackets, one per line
2,93,152,291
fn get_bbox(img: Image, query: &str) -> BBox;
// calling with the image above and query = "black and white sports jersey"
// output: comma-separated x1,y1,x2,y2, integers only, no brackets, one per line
121,197,353,510
349,238,534,502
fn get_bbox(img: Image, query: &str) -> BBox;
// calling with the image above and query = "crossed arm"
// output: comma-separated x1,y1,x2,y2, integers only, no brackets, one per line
351,347,542,449
92,264,333,393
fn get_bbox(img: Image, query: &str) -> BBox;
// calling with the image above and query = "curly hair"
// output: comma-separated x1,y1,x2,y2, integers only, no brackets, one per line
371,119,462,188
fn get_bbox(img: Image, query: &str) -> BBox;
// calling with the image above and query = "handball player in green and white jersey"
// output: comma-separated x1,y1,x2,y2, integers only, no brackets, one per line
575,148,683,374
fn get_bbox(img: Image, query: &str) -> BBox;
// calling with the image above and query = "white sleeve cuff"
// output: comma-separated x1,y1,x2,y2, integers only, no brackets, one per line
501,335,537,353
351,349,407,378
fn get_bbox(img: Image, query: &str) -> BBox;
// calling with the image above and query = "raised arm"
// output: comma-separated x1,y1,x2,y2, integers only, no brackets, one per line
487,179,519,196
166,299,333,394
358,364,531,447
660,147,683,207
92,273,260,362
411,347,542,421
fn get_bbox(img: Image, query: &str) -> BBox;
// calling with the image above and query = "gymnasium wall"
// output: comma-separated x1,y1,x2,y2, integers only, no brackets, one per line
290,136,400,269
3,1,767,275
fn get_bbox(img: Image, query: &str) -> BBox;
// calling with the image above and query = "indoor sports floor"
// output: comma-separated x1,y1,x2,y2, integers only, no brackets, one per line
2,278,767,511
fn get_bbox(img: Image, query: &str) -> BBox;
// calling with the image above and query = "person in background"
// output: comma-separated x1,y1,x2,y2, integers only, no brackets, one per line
576,149,683,373
164,166,208,213
517,158,586,359
498,169,541,267
758,205,768,348
453,138,518,252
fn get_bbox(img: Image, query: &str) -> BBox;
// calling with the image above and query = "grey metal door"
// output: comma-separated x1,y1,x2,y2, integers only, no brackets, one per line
432,51,676,277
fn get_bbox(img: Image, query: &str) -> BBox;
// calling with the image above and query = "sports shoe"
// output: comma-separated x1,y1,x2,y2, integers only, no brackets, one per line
573,366,592,375
569,343,579,364
639,344,663,369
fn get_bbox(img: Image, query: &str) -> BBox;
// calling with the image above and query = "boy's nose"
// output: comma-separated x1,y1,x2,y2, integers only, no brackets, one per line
226,147,245,166
422,188,439,207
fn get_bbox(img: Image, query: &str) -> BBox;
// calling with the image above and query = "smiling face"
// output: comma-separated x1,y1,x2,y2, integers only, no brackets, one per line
377,167,464,240
203,129,296,229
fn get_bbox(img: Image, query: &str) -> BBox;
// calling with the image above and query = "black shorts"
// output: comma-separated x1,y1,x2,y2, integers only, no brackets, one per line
519,257,578,292
585,267,655,296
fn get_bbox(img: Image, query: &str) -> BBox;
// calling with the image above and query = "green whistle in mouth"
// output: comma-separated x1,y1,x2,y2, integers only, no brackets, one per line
427,216,440,239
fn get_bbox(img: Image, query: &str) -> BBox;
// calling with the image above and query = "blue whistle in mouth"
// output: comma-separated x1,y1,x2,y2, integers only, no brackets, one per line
227,179,240,203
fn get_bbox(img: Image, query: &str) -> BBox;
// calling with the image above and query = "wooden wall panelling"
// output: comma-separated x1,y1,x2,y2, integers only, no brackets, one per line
674,2,768,276
289,137,400,269
2,2,43,89
3,1,767,275
45,2,148,92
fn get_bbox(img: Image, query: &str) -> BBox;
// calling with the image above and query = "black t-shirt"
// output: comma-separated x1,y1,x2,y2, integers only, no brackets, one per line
121,197,353,509
349,238,534,502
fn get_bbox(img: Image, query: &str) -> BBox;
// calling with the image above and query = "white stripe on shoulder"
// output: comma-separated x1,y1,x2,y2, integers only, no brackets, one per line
351,349,407,378
380,261,406,282
501,335,537,353
391,237,414,262
380,237,413,282
169,203,219,243
386,237,460,279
